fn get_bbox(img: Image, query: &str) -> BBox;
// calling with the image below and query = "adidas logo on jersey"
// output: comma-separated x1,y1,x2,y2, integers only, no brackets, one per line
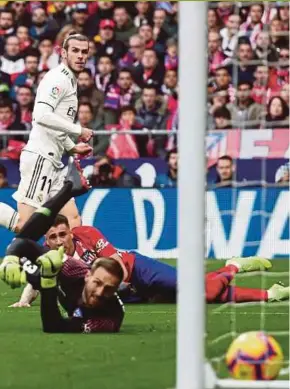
61,68,69,76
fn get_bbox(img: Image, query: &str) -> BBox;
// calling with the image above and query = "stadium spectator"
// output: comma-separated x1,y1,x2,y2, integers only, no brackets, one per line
58,3,89,37
152,8,168,46
253,31,279,63
113,6,137,45
8,2,31,27
268,46,289,90
154,148,177,188
161,69,178,97
209,88,229,118
133,48,164,89
134,1,152,28
86,155,140,188
138,23,158,52
213,106,232,130
12,50,40,97
265,96,289,128
214,66,232,90
78,68,103,117
240,3,264,45
15,85,34,130
164,38,178,71
208,8,223,33
135,85,167,130
215,155,235,187
0,8,16,40
85,39,97,77
227,40,256,84
220,13,241,58
106,105,148,158
29,6,58,42
227,81,263,129
104,68,141,125
16,25,32,53
208,31,226,73
95,19,127,63
119,34,145,69
0,35,25,76
251,65,271,105
216,2,234,25
49,2,70,30
0,99,26,147
275,162,289,184
77,102,95,129
95,55,115,94
95,1,114,19
276,4,289,32
76,102,105,157
38,37,59,71
269,18,289,49
0,163,8,188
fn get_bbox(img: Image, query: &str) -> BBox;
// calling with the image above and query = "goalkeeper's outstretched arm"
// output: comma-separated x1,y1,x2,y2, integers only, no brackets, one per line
40,287,124,334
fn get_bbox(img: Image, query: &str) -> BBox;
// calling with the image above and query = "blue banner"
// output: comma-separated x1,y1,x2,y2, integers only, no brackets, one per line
0,188,288,259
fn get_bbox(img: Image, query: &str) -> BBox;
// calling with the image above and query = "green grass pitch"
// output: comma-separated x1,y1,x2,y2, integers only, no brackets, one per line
0,259,288,389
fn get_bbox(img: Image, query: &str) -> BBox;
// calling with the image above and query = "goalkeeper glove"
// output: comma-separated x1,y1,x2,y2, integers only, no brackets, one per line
36,247,64,289
0,256,26,289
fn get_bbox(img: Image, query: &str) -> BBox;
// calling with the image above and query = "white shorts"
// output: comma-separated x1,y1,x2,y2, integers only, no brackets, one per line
13,151,67,209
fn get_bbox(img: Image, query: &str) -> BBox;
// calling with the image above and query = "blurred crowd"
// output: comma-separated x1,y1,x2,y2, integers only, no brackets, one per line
0,1,288,189
208,1,289,130
0,1,178,160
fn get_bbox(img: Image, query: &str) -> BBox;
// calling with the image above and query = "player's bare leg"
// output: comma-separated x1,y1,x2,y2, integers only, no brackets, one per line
0,202,20,232
17,203,38,231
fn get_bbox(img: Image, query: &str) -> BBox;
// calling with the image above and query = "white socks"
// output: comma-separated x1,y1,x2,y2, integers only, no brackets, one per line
0,203,19,232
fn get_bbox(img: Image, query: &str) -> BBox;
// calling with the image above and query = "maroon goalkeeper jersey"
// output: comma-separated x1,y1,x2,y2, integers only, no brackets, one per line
57,258,125,333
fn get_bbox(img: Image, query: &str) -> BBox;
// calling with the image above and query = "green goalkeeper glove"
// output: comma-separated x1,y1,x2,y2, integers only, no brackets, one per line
0,256,26,289
36,247,64,289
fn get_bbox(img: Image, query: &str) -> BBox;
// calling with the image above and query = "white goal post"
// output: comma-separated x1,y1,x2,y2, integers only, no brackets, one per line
177,2,289,389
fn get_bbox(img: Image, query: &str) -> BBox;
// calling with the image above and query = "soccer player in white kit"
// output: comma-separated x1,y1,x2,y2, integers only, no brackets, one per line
0,32,93,233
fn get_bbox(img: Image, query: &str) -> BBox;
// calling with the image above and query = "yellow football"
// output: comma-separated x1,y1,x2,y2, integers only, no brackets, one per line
225,331,284,380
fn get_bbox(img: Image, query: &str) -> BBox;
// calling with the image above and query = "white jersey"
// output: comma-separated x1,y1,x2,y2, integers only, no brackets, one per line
24,63,82,168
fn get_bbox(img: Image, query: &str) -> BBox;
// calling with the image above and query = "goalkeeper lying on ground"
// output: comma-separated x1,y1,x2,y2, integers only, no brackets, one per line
0,160,289,333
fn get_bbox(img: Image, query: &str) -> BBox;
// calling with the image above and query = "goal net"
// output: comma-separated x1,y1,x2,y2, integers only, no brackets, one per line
178,2,289,389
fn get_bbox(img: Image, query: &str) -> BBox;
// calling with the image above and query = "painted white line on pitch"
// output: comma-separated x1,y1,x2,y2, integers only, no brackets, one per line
212,311,288,316
128,311,176,314
212,301,289,313
208,331,289,346
208,332,235,346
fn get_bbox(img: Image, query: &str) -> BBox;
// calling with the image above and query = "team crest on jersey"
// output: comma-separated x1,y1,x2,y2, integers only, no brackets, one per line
82,250,96,264
50,86,61,99
73,308,83,318
37,192,43,203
